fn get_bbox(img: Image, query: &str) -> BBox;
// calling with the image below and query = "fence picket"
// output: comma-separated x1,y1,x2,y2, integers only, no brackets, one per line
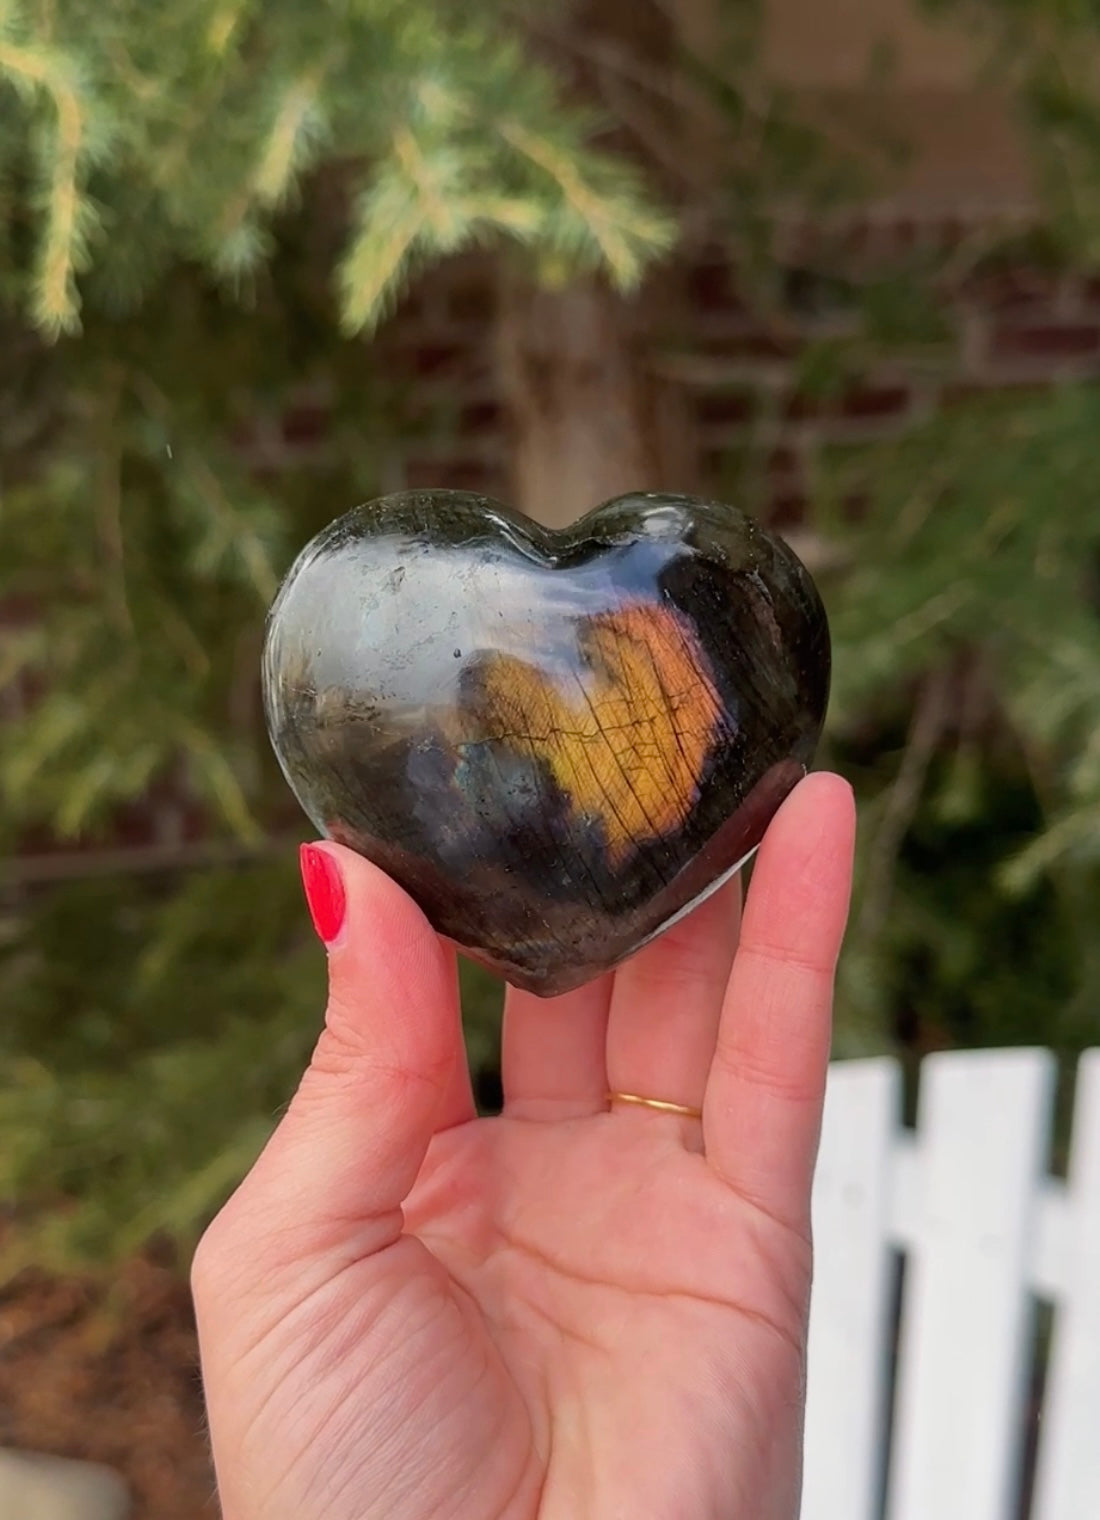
1032,1050,1100,1520
802,1058,901,1520
884,1048,1056,1520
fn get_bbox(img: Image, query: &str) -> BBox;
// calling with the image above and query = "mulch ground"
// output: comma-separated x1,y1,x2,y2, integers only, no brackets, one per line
0,1252,217,1520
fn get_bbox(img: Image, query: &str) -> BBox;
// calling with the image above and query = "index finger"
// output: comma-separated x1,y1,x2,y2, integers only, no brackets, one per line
703,771,856,1230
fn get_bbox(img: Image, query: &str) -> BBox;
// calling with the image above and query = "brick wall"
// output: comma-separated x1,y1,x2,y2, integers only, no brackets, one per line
276,216,1100,530
11,213,1100,869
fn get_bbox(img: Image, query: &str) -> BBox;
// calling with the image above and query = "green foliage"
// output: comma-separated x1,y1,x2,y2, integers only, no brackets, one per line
0,217,514,1263
2,0,1100,1267
0,0,676,337
0,846,505,1269
816,390,1100,1049
0,858,317,1264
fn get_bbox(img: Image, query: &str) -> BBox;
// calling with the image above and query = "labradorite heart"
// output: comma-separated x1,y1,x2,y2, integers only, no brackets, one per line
261,490,830,995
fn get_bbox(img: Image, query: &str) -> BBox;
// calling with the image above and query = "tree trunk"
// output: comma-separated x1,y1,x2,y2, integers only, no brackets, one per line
496,273,664,528
497,0,721,528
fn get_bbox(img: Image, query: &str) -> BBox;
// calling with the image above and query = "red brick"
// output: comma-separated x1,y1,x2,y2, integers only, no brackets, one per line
784,383,909,423
178,799,210,842
698,332,800,362
768,445,801,474
687,259,743,314
458,400,503,434
881,218,918,252
941,379,1047,409
766,493,809,527
404,456,494,493
959,265,1059,313
103,801,163,849
841,384,911,420
410,343,465,376
991,323,1100,361
694,392,755,427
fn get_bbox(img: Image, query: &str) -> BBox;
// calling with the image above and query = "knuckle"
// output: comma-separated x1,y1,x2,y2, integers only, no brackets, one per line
306,993,453,1101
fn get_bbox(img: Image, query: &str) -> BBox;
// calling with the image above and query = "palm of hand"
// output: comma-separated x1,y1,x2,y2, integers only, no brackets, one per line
417,1113,806,1519
193,775,853,1520
206,1117,807,1520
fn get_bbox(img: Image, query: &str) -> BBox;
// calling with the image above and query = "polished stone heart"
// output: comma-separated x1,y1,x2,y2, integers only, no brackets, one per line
262,490,830,995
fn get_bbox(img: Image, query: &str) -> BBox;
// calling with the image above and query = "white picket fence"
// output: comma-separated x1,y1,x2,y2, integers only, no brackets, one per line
802,1048,1100,1520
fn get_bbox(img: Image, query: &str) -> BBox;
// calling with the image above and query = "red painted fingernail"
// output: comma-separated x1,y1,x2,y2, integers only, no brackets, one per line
299,844,346,945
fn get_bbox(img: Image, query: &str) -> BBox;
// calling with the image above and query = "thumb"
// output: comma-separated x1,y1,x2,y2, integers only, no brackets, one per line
223,841,473,1262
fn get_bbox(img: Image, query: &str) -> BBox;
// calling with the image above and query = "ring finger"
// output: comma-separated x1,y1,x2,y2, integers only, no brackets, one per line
501,972,613,1121
605,875,742,1127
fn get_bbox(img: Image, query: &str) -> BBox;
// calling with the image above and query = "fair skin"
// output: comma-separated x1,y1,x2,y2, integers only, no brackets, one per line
192,771,856,1520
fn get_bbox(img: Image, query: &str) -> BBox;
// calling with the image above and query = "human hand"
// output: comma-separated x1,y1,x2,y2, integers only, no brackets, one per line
192,771,856,1520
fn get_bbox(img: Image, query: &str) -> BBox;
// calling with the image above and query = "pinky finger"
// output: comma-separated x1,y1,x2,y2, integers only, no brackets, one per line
703,772,856,1230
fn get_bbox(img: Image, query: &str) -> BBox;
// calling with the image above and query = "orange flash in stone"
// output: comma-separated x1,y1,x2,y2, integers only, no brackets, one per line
474,602,724,862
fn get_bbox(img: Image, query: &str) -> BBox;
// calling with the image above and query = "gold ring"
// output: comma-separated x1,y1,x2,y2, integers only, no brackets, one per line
606,1091,702,1120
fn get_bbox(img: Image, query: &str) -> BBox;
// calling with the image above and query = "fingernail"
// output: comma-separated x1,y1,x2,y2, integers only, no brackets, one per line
299,844,346,945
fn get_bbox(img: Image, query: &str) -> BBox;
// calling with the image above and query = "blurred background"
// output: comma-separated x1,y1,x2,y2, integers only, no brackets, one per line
1,0,1098,1515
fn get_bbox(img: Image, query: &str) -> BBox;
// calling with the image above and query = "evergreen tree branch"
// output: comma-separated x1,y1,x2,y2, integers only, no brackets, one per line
94,384,134,635
392,124,459,237
338,174,429,333
0,6,679,334
175,718,260,842
496,116,676,286
1000,802,1100,892
251,69,326,209
853,666,952,945
0,34,92,332
131,374,281,603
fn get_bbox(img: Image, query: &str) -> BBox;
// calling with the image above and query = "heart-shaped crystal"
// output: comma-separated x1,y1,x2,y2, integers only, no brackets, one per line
262,491,830,994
